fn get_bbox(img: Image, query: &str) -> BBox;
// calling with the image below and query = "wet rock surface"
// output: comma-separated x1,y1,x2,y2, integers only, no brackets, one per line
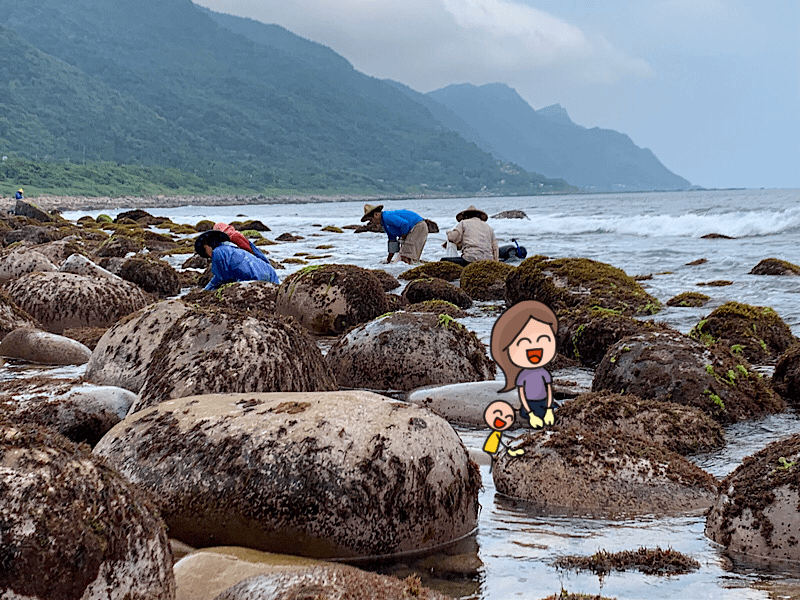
399,261,463,282
666,291,711,307
0,327,92,365
689,301,797,364
493,427,718,517
94,391,480,560
748,257,800,276
183,281,279,320
705,433,800,564
85,299,192,393
0,377,136,446
3,270,151,334
276,264,389,335
505,256,661,317
459,260,514,301
772,344,800,406
0,418,175,599
555,391,725,455
134,307,336,412
326,312,495,391
0,246,57,281
0,289,41,338
593,330,784,424
401,277,473,309
118,256,182,297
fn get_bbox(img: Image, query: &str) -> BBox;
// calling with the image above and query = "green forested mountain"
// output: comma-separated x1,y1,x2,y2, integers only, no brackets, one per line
429,83,691,192
0,0,569,196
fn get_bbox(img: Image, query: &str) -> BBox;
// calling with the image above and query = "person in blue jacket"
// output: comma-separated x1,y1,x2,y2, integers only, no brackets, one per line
361,204,428,263
15,189,23,200
194,230,279,291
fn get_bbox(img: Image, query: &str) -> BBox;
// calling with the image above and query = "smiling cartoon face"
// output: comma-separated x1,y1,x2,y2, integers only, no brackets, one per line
484,400,516,431
507,317,556,369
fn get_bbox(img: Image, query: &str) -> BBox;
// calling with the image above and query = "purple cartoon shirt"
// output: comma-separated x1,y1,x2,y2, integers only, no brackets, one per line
515,368,552,401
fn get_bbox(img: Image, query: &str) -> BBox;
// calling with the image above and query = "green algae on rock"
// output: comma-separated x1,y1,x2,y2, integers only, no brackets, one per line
460,259,515,301
402,277,473,309
666,291,711,307
399,260,464,282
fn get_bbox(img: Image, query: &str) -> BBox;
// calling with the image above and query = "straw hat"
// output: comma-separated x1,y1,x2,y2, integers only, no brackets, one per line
361,203,384,222
456,205,488,222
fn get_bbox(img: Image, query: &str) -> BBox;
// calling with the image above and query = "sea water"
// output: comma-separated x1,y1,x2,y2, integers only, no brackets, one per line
57,188,800,598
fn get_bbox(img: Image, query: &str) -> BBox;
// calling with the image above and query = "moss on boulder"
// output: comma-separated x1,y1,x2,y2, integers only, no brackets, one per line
666,291,711,307
399,261,463,282
460,260,515,301
402,277,472,309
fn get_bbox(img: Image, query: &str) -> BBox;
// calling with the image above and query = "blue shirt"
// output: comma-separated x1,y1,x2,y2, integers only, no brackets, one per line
205,241,279,290
381,210,424,241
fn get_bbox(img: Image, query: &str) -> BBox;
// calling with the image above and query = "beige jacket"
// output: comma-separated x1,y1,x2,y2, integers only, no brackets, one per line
447,217,499,262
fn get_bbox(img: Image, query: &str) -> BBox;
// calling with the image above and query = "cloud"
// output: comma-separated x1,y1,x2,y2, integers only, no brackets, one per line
194,0,653,93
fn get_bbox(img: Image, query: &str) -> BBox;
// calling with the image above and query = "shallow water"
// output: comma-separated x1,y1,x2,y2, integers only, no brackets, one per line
49,189,800,598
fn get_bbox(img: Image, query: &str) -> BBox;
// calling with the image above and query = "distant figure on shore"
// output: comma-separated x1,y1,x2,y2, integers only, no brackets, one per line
440,205,499,267
361,204,428,264
15,188,23,200
194,230,279,290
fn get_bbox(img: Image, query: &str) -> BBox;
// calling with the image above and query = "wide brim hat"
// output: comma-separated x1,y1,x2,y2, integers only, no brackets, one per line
194,230,230,258
456,205,488,222
361,203,384,222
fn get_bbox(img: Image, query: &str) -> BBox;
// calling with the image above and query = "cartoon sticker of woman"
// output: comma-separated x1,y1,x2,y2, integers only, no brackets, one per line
490,300,559,430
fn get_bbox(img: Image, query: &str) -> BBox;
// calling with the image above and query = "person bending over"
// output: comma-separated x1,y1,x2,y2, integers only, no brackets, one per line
194,230,279,291
441,205,499,267
361,203,428,264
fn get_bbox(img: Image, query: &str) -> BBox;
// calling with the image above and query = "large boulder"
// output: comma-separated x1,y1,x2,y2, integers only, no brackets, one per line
401,277,472,309
558,306,672,368
183,281,279,321
772,344,800,406
459,260,515,301
133,307,337,413
0,378,136,447
118,255,182,297
0,289,40,339
59,252,121,280
399,261,463,282
0,327,92,365
326,312,495,392
556,391,725,455
4,225,60,246
0,419,175,598
275,264,388,335
3,271,151,334
493,427,718,516
13,199,55,222
85,299,192,393
94,234,144,257
593,330,784,424
705,433,800,564
94,391,480,560
0,246,57,282
505,256,661,317
689,301,797,364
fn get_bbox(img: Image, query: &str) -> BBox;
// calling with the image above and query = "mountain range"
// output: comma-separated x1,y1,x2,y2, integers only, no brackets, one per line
0,0,689,196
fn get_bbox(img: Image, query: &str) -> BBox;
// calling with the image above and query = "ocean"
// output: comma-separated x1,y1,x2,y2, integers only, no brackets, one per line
55,188,800,598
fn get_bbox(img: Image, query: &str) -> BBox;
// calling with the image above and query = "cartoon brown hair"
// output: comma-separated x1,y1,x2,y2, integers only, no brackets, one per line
490,300,558,393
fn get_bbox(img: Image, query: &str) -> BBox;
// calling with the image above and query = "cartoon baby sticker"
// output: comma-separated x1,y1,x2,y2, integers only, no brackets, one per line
482,400,525,461
489,300,559,430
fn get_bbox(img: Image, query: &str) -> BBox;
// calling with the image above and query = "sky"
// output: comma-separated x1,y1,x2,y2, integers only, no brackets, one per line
193,0,800,190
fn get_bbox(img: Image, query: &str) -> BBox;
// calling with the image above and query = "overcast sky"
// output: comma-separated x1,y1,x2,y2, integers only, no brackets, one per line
194,0,799,190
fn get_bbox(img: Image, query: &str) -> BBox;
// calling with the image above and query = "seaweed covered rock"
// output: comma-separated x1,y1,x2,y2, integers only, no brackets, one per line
183,281,279,320
0,378,136,447
3,271,151,334
0,246,57,282
275,264,388,335
4,225,61,246
325,312,495,391
749,258,800,276
94,391,480,560
505,256,661,317
402,277,472,309
705,433,800,564
558,307,672,368
405,299,468,318
493,427,718,516
593,330,784,424
399,261,463,282
772,344,800,406
94,233,144,257
214,566,449,600
0,327,91,365
0,419,175,598
666,291,711,307
13,199,55,222
556,391,725,455
460,260,515,301
118,255,182,297
368,268,401,291
0,289,40,338
689,301,797,364
134,308,336,412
